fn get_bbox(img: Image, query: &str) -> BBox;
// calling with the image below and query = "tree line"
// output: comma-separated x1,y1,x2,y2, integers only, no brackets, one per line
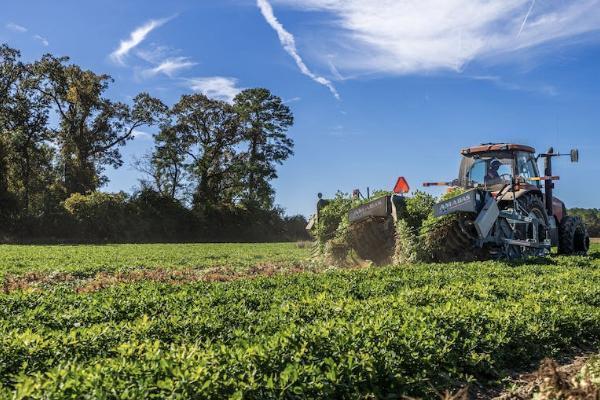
569,208,600,238
0,44,309,242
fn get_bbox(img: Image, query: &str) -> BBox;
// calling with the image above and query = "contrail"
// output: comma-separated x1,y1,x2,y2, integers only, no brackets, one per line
518,0,536,37
111,16,173,64
256,0,340,100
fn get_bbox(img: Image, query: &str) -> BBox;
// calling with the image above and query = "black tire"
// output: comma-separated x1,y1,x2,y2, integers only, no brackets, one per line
491,193,550,260
349,217,395,264
516,194,549,241
559,216,590,255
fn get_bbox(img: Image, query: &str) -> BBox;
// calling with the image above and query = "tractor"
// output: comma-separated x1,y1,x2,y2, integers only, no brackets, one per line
423,143,589,259
310,143,589,263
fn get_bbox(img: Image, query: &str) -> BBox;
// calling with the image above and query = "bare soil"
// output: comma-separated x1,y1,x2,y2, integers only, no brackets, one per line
489,356,598,399
2,263,323,294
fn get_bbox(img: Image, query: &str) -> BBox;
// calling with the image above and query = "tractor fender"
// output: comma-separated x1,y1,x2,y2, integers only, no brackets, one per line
498,190,566,222
552,196,567,223
497,188,543,202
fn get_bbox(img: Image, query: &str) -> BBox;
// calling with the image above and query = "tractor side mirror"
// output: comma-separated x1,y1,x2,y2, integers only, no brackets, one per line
570,149,579,163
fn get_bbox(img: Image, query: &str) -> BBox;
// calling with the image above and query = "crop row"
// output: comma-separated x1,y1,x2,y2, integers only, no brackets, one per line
0,243,309,279
1,250,599,398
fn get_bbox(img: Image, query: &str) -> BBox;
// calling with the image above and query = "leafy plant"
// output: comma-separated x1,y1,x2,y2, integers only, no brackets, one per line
0,242,599,398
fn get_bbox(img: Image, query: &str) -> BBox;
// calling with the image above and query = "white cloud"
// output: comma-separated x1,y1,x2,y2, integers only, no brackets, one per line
132,130,152,140
284,96,301,103
110,17,171,65
472,74,557,95
518,0,536,37
187,77,243,102
142,57,197,77
33,34,49,46
257,0,340,99
136,45,171,64
6,22,27,33
273,0,600,75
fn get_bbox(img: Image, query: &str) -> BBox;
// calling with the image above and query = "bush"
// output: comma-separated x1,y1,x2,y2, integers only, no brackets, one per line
63,192,131,241
129,189,194,241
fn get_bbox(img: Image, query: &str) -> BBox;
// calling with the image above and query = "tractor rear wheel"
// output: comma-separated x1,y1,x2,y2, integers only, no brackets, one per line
558,216,590,255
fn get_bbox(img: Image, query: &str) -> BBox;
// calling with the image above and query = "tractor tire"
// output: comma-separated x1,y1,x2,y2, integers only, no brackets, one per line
558,216,590,255
492,194,549,259
349,217,395,264
516,194,550,256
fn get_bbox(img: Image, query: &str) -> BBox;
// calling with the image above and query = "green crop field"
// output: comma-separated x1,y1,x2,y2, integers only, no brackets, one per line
0,243,310,280
1,243,600,398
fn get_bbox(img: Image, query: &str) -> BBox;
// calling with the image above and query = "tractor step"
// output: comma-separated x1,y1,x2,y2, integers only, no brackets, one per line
503,238,551,249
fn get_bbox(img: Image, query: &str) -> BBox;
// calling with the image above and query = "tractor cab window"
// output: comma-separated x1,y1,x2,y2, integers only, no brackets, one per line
466,156,513,187
516,152,540,186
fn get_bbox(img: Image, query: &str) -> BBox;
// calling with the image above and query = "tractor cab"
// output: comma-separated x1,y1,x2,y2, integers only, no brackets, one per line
458,144,540,192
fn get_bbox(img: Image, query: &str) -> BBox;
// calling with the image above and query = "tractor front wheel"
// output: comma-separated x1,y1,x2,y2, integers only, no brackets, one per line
558,216,590,255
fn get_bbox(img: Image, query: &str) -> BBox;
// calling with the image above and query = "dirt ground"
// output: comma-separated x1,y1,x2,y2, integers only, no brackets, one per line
1,263,325,294
443,351,600,400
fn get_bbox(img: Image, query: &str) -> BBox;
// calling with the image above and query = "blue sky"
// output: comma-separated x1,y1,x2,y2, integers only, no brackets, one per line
2,0,600,216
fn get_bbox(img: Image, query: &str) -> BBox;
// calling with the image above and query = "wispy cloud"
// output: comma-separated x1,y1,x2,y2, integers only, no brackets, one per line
110,17,172,65
472,75,557,96
284,96,301,103
518,0,537,37
33,34,49,46
257,0,340,100
6,22,27,33
273,0,600,75
187,77,243,103
142,57,197,77
136,45,171,64
132,129,152,140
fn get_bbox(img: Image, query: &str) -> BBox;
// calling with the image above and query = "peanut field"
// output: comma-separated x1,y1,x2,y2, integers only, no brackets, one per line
1,243,599,398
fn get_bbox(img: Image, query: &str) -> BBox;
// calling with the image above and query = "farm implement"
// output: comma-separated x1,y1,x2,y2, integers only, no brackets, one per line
311,143,589,263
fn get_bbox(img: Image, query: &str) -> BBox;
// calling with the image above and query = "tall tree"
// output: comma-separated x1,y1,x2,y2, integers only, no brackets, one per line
134,140,187,201
161,94,241,208
4,66,54,213
31,55,167,194
234,88,293,209
0,45,23,201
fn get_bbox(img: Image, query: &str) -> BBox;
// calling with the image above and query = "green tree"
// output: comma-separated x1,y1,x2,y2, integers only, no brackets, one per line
0,45,23,208
161,94,242,208
31,55,167,195
134,146,187,200
4,66,55,214
234,88,294,209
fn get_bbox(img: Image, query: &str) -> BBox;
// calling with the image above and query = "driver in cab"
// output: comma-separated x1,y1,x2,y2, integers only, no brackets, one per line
485,159,504,186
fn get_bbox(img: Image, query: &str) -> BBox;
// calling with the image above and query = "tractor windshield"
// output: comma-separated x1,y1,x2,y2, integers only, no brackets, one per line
515,151,541,187
459,152,514,189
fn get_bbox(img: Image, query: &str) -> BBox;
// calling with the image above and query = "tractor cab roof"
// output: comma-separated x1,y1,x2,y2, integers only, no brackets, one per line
461,143,535,156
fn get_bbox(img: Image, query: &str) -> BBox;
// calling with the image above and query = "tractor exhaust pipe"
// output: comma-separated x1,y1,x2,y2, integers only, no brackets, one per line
544,147,554,217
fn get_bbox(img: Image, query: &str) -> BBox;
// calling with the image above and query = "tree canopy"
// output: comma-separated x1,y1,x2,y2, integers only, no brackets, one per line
0,43,306,243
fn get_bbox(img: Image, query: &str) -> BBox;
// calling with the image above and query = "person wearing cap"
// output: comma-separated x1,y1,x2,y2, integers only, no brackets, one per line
485,159,503,185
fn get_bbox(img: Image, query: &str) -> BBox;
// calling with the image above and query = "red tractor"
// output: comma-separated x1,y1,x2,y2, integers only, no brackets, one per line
424,143,589,259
